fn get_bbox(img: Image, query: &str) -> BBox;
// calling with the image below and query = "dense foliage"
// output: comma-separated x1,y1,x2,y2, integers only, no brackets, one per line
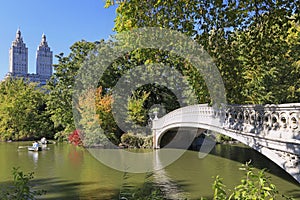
0,167,46,200
105,0,300,105
76,87,119,147
46,40,97,141
44,0,300,143
0,79,53,141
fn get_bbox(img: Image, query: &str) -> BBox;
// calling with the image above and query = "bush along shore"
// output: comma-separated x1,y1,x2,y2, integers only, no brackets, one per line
67,128,241,150
0,167,46,200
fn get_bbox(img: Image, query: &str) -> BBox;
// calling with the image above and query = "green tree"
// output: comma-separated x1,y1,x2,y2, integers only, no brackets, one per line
105,0,299,105
127,91,150,127
0,78,53,141
283,19,300,103
91,42,196,132
235,13,300,104
47,40,97,140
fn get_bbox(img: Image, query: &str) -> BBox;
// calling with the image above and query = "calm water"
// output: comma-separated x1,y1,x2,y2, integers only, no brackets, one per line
0,142,299,199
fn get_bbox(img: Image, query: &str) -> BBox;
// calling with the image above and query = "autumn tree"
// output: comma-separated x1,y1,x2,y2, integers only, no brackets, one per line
75,87,119,146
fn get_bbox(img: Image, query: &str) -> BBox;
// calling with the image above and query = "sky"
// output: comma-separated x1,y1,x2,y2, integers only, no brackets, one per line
0,0,117,79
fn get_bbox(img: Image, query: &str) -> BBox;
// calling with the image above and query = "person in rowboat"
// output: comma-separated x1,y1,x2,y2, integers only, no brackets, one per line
32,141,39,151
40,137,47,144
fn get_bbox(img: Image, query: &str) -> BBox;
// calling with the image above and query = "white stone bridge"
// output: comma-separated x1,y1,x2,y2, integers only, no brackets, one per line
151,103,300,183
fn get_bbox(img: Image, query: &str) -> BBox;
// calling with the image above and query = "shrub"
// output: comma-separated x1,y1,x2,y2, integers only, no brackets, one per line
121,133,148,148
68,129,83,146
141,135,153,148
0,167,46,200
202,161,294,200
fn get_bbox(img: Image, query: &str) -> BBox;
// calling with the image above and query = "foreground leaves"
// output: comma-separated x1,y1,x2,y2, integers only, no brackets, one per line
205,162,294,200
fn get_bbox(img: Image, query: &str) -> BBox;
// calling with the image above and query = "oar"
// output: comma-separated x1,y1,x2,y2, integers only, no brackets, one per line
18,146,31,149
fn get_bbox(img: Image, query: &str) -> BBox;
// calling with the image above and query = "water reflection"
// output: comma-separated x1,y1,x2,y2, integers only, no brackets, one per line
210,144,299,184
1,142,299,199
153,150,190,199
27,151,39,168
68,146,83,168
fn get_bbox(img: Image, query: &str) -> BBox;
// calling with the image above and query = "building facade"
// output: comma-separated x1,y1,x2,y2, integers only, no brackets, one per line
6,29,53,85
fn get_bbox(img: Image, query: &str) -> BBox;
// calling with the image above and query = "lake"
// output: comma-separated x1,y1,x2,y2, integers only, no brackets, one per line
0,142,299,199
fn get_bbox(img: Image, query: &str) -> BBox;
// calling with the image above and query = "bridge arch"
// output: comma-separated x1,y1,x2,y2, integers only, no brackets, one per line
152,104,300,183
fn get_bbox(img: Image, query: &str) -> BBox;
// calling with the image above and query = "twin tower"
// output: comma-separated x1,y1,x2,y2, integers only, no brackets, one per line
6,29,53,85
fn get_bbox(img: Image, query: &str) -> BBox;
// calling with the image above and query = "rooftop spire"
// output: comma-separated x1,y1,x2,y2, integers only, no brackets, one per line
40,33,48,47
16,28,21,40
13,28,24,45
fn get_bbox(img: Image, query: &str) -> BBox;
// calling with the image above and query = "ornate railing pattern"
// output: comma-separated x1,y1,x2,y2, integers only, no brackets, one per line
223,104,300,140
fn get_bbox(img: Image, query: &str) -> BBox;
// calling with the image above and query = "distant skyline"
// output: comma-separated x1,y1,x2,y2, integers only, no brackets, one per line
0,0,116,79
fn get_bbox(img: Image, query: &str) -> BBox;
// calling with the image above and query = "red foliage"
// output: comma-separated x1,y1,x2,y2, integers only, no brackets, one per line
68,130,83,146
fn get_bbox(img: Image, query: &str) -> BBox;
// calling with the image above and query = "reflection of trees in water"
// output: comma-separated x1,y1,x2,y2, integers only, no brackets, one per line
68,146,84,167
153,150,190,199
210,144,298,184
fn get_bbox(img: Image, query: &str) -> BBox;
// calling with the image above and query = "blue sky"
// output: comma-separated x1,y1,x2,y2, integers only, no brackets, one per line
0,0,116,79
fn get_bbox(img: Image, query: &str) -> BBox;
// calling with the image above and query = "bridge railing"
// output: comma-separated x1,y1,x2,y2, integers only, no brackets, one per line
152,104,224,130
223,103,300,140
152,103,300,141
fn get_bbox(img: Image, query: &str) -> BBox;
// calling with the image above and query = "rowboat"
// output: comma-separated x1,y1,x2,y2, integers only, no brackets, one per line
28,146,42,151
